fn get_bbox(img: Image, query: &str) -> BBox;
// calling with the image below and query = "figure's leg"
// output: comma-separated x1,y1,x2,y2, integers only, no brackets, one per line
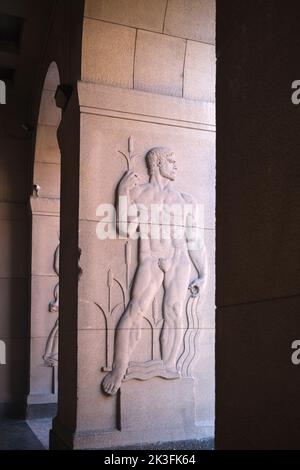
102,258,163,395
161,253,191,371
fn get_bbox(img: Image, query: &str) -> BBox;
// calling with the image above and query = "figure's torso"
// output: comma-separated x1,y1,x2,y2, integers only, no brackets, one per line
130,183,195,259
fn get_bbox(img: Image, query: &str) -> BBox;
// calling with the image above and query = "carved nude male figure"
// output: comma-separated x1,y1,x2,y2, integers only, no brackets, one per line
102,147,207,395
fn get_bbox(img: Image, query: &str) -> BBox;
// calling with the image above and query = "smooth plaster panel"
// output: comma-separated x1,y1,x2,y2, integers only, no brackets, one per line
82,18,136,88
85,0,167,32
164,0,215,44
134,29,186,97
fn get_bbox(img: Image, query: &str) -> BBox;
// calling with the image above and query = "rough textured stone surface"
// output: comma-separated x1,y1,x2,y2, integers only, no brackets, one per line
33,162,60,198
79,112,215,228
164,0,215,44
52,85,215,446
43,61,60,91
134,30,186,97
85,0,168,32
29,337,54,395
184,41,215,102
109,437,214,450
35,125,60,164
50,0,215,450
78,81,215,126
31,214,59,276
30,276,58,338
38,90,61,127
82,18,136,88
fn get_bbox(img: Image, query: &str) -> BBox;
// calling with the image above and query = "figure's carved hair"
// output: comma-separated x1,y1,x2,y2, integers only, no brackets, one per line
146,147,174,175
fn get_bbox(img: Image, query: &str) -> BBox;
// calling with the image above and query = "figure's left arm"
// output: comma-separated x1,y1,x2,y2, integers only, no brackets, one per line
183,193,208,298
188,240,208,298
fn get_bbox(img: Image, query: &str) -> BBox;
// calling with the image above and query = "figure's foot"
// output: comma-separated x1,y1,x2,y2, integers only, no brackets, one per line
102,368,124,395
164,365,181,379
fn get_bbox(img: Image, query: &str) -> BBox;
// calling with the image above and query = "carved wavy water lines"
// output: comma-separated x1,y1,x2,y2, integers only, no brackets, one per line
186,298,199,377
177,294,201,377
188,297,201,374
176,297,192,374
185,296,197,376
181,297,195,376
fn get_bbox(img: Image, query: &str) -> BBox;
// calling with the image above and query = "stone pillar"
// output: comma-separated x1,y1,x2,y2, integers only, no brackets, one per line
216,0,300,450
51,0,215,449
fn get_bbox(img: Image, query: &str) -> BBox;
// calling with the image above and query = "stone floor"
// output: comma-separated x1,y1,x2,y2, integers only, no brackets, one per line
0,419,46,450
0,418,214,450
27,418,51,449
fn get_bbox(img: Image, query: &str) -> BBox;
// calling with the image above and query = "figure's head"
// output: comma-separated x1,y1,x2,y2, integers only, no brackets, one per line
146,147,177,181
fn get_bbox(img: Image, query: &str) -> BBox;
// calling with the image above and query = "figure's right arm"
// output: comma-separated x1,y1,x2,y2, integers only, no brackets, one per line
116,171,139,238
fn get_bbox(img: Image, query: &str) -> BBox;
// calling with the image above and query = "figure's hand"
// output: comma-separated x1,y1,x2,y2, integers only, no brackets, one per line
188,278,206,298
119,170,139,193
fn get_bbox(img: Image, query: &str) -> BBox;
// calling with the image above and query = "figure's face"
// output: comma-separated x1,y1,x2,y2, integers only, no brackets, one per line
158,153,177,180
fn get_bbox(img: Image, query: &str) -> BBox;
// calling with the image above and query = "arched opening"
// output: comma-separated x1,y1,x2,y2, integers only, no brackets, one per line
27,62,61,417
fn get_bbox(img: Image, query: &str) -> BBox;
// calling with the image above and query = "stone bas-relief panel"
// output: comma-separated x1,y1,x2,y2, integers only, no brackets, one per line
101,147,207,395
29,199,60,402
79,114,215,228
77,113,215,437
43,244,59,370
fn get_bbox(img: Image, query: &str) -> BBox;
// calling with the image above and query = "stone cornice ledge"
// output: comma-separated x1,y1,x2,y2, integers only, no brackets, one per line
77,82,215,132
